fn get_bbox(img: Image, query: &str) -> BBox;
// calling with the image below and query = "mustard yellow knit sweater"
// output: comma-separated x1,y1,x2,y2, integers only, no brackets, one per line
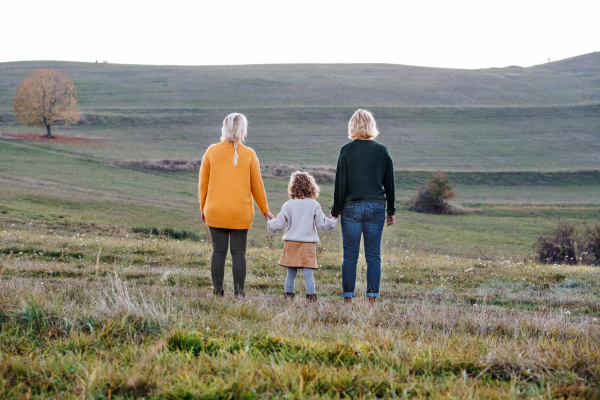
198,141,269,229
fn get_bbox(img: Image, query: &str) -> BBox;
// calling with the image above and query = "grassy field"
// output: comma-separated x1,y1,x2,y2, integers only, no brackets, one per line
1,55,600,397
2,138,600,259
0,226,599,398
2,104,600,170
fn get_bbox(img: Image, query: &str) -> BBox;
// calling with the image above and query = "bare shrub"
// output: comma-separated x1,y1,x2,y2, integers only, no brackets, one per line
536,221,578,265
581,221,600,265
409,171,459,214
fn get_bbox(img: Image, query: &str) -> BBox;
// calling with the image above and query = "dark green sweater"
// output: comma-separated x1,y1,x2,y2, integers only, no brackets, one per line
331,139,396,217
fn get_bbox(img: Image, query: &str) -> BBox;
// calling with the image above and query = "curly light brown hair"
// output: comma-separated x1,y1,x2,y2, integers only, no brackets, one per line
288,171,320,200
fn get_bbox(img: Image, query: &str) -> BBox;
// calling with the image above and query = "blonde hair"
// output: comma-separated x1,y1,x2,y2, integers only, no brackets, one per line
288,171,320,200
220,113,247,166
348,109,379,140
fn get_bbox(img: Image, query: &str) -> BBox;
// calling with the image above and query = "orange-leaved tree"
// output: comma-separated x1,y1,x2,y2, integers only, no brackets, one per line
13,69,80,138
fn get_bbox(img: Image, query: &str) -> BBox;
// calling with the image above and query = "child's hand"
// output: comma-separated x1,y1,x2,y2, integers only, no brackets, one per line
329,214,339,220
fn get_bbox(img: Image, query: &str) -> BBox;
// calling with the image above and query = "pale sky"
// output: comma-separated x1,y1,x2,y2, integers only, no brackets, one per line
3,0,598,69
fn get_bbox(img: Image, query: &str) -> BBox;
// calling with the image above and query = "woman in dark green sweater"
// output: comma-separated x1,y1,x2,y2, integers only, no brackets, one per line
330,109,395,304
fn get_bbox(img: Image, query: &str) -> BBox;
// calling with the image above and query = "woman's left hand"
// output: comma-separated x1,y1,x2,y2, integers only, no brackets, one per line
201,211,206,222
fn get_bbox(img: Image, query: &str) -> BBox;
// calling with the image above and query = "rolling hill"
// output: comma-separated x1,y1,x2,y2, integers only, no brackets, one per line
1,52,600,109
1,53,599,171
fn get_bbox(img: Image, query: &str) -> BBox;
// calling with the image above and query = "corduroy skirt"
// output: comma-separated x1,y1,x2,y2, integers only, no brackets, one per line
279,241,318,269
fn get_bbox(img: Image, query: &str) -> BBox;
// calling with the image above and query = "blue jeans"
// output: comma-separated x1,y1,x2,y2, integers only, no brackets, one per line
341,202,386,298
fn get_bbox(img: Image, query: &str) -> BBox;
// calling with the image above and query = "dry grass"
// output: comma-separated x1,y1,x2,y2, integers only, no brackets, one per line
1,226,599,398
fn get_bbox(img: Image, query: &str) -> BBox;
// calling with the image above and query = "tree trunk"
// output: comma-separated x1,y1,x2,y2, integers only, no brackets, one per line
44,124,55,138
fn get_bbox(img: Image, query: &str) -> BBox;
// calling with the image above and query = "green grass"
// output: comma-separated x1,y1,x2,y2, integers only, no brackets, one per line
2,139,600,258
2,54,600,110
0,226,599,398
2,104,600,170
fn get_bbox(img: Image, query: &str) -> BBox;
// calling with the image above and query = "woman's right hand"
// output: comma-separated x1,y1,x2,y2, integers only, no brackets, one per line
386,215,395,227
264,211,275,221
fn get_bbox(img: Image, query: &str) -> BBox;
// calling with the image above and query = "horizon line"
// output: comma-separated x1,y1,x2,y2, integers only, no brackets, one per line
2,51,598,71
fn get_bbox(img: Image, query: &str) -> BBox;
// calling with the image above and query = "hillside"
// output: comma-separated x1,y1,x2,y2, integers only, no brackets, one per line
1,53,600,110
1,54,600,171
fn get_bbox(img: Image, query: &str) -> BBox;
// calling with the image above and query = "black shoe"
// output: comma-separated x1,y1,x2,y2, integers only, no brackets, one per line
285,292,295,300
306,294,317,302
213,288,224,297
235,290,245,298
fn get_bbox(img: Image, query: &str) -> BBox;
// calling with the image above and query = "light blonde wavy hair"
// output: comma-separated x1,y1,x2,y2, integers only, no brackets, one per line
220,113,247,166
348,109,379,140
288,171,320,200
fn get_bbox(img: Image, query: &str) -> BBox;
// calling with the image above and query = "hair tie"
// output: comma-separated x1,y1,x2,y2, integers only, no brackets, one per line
233,141,239,166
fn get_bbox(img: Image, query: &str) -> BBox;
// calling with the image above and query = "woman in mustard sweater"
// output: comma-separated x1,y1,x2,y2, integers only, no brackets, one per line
199,113,274,297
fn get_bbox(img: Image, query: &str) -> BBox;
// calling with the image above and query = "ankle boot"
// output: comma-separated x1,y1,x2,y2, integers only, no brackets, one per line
285,292,295,300
306,294,317,302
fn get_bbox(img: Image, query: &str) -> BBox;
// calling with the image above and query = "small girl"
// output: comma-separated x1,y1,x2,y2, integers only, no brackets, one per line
267,171,338,301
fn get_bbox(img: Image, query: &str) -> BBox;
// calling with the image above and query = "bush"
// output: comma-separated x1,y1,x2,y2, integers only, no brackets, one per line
536,221,578,265
409,171,458,214
581,221,600,265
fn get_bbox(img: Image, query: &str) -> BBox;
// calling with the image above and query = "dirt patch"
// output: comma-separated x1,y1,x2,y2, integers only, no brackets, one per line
261,164,336,183
125,159,336,183
0,133,105,147
126,159,202,172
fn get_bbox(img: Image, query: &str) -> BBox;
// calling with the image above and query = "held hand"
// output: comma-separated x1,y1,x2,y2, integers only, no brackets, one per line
264,211,275,221
386,214,395,227
201,211,206,223
329,214,339,219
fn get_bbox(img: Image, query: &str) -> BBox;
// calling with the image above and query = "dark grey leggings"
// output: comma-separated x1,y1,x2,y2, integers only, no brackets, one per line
209,227,248,296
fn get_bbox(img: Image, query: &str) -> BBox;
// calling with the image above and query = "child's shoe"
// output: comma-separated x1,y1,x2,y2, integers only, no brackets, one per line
285,292,295,300
306,294,317,302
